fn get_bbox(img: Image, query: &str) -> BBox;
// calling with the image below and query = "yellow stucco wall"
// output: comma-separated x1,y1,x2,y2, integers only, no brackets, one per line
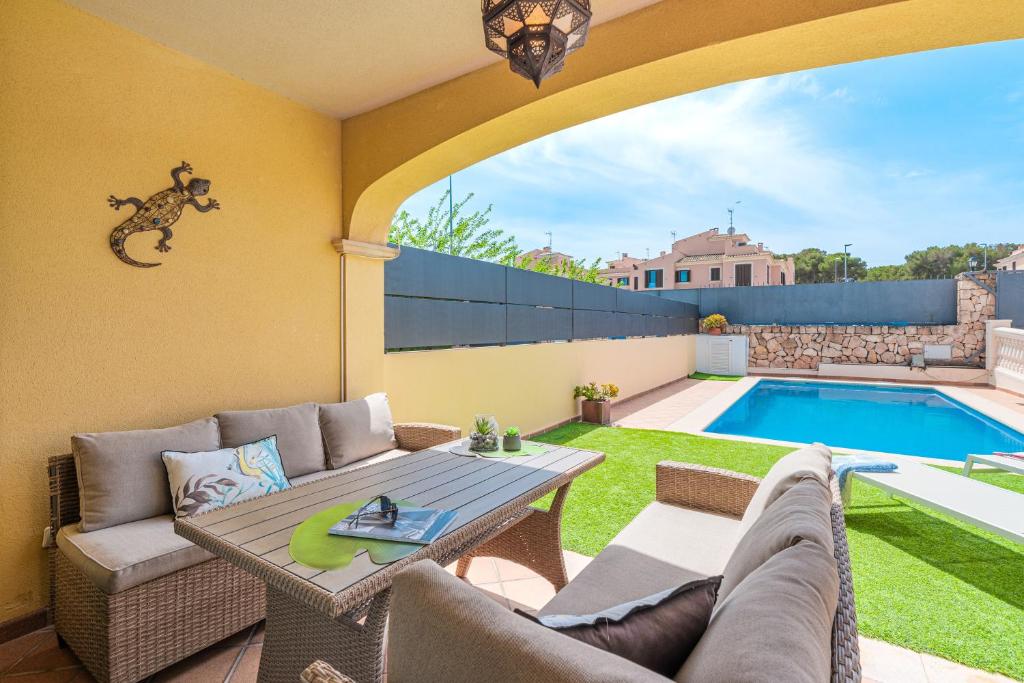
383,336,696,436
0,0,342,622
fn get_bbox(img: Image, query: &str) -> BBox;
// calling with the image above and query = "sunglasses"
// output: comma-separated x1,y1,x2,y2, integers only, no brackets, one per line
347,495,399,528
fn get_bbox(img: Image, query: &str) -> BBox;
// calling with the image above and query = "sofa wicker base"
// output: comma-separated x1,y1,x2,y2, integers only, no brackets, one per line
52,548,264,683
455,483,572,591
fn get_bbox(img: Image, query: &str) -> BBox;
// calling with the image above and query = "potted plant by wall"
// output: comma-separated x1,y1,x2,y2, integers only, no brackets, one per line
702,313,728,336
573,382,620,425
503,426,521,451
469,414,500,452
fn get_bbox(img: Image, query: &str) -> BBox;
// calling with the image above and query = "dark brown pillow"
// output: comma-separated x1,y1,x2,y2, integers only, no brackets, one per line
517,576,721,677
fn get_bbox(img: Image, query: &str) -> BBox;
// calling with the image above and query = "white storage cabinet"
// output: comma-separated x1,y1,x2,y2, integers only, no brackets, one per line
695,334,749,376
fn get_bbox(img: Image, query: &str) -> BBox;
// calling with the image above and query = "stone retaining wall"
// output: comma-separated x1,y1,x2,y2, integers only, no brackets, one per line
721,272,995,370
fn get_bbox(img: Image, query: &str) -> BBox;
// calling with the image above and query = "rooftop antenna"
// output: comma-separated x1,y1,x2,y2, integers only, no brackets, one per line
671,230,677,242
646,247,650,260
727,200,741,235
545,231,553,249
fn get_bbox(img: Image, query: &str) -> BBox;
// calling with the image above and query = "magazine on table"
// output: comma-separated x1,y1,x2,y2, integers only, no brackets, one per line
328,502,457,544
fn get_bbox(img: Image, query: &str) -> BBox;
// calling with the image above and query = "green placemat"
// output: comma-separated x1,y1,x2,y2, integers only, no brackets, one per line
288,500,422,570
449,440,549,458
689,371,743,381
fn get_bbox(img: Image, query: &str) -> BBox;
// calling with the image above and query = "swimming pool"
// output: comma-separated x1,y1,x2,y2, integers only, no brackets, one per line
705,380,1024,462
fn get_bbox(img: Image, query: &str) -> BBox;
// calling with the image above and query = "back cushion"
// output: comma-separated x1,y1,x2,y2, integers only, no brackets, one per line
72,417,220,532
675,540,839,683
719,478,834,601
217,402,325,478
319,393,398,469
738,443,831,538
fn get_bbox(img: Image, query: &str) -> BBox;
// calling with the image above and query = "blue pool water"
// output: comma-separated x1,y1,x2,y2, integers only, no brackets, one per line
706,380,1024,462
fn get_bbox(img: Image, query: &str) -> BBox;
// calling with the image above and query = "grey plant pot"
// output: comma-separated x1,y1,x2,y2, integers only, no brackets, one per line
503,435,522,451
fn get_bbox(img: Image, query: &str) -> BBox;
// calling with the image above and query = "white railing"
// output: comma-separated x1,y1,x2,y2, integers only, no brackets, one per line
991,326,1024,394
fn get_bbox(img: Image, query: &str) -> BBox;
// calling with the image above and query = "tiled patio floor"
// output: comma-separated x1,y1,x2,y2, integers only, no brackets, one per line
2,550,1014,682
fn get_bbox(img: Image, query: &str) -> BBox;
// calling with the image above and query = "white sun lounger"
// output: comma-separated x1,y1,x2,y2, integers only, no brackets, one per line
847,460,1024,545
962,453,1024,477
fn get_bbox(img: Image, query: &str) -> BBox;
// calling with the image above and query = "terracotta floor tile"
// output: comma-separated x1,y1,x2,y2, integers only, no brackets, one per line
149,644,239,683
226,645,261,682
563,550,592,581
0,629,52,675
445,557,500,585
499,577,556,612
0,669,82,683
8,632,79,676
492,558,543,582
858,636,928,683
919,652,1015,683
211,625,256,650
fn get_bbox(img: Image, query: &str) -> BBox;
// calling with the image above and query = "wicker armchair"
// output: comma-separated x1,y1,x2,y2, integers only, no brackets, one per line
654,461,861,683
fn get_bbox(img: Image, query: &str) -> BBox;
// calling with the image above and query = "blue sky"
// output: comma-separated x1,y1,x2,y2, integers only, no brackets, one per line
397,40,1024,267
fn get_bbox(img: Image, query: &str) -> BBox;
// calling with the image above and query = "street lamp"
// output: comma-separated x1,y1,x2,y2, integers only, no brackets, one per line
833,256,841,284
979,243,989,271
968,256,978,272
843,243,852,282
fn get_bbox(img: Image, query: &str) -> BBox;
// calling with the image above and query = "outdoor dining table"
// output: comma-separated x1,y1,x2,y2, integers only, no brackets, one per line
174,440,604,683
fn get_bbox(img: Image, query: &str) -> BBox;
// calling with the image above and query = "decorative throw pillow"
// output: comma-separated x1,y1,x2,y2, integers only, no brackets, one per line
162,435,290,517
517,576,721,677
319,393,398,469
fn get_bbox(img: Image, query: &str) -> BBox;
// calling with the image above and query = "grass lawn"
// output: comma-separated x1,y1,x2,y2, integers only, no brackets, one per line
533,424,1024,681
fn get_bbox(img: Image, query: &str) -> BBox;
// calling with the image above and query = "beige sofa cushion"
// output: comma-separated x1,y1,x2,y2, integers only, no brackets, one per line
540,502,739,617
56,515,214,594
719,477,835,601
738,443,832,538
389,561,666,683
72,417,220,532
217,402,325,479
675,540,839,683
319,393,398,469
288,449,410,486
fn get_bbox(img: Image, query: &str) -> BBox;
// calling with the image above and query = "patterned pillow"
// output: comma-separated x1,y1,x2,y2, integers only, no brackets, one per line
162,435,290,517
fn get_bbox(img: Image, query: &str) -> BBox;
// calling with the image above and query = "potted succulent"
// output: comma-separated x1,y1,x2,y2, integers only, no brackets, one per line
503,426,522,451
701,313,728,336
573,382,620,425
469,414,499,452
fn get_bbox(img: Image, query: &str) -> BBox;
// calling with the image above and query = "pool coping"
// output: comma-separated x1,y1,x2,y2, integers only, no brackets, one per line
667,376,1024,466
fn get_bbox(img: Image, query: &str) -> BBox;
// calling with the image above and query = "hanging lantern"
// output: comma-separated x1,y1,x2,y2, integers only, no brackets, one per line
482,0,592,88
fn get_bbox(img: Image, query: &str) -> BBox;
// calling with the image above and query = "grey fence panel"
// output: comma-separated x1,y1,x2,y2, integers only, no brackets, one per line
506,304,572,343
507,267,573,308
385,246,506,303
659,279,957,325
385,296,505,348
997,271,1024,328
572,309,620,339
385,247,699,350
573,280,618,311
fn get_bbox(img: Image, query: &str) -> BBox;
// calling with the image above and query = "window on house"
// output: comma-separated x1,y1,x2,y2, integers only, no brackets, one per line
617,276,629,286
644,269,663,289
710,267,721,282
781,272,786,285
735,263,752,287
675,270,690,283
767,264,771,281
633,276,638,290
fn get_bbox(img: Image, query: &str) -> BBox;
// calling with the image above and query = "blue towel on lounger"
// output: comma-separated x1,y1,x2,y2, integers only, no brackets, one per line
831,454,898,489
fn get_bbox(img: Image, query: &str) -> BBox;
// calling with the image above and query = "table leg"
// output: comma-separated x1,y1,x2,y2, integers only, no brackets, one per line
258,586,389,683
455,482,572,591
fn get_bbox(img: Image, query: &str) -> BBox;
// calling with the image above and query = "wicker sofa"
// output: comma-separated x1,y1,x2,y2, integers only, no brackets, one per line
46,396,459,683
306,443,860,683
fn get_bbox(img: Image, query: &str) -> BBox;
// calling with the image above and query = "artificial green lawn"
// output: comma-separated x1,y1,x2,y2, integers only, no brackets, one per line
688,371,743,381
532,424,1024,681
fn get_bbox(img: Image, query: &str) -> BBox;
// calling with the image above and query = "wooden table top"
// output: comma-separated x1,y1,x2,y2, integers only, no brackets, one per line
175,440,604,617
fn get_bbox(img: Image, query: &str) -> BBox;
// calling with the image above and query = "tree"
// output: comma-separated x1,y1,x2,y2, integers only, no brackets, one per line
783,247,867,283
389,190,519,265
903,242,1016,279
864,264,910,281
390,190,611,284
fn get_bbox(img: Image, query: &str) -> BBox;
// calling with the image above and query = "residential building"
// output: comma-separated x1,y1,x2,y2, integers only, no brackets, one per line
600,228,795,290
996,245,1024,271
517,246,574,268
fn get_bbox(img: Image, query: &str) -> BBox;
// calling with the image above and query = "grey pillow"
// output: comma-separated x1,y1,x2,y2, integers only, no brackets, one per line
519,576,721,677
719,477,834,601
675,541,839,683
216,403,325,478
72,417,220,532
319,393,398,469
738,443,831,537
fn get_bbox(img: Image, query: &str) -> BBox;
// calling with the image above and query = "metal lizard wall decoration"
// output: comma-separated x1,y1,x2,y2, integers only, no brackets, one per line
107,161,220,268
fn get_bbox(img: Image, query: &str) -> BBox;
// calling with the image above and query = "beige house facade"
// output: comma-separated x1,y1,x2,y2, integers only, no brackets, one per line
996,245,1024,271
600,228,795,291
